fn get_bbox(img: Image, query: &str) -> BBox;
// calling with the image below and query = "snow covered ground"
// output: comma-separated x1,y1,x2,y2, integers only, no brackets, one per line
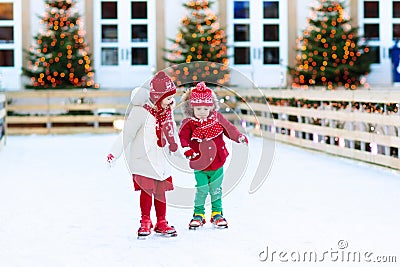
0,134,399,267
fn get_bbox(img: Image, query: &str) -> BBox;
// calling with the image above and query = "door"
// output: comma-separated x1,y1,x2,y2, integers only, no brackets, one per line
0,0,21,90
94,0,156,89
227,0,288,88
359,0,400,85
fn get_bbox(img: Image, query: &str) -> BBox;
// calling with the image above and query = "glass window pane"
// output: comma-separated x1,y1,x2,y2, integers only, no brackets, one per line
393,2,400,18
393,24,400,39
0,3,13,20
131,25,147,42
102,25,118,42
101,48,118,65
0,50,14,66
263,47,279,64
364,24,380,40
0,26,13,43
264,24,279,41
101,2,117,19
234,24,250,41
364,1,379,18
369,46,380,64
234,1,249,19
234,47,250,64
131,2,147,19
131,48,148,65
263,1,279,19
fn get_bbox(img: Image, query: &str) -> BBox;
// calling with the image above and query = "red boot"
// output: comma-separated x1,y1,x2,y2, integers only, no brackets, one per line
154,219,177,236
137,216,153,237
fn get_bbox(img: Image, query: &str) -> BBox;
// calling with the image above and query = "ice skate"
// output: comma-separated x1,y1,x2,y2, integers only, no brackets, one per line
137,216,153,239
189,214,206,230
210,212,228,229
154,219,177,237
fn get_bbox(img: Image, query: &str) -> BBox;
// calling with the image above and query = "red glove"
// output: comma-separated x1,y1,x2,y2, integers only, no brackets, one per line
157,137,166,147
169,142,178,152
238,135,248,145
183,147,198,159
106,153,115,167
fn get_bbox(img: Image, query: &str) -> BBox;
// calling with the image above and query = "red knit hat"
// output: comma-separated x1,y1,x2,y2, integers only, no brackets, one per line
150,71,177,103
190,82,213,107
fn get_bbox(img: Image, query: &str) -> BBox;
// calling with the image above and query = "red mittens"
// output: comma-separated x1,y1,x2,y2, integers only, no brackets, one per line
183,147,198,159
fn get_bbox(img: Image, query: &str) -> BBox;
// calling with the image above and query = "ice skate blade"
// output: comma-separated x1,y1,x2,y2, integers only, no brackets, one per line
137,235,150,240
156,232,177,237
212,224,228,229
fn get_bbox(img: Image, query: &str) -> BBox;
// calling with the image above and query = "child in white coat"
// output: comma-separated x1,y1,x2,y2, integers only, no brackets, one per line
107,71,179,238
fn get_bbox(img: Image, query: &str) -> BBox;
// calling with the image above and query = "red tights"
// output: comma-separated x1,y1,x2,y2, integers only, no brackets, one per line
139,190,166,221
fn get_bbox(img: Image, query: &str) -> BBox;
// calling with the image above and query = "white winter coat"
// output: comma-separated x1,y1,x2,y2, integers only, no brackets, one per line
110,87,179,181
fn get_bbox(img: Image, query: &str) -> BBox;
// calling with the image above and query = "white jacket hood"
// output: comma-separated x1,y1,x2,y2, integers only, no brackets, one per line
130,87,151,106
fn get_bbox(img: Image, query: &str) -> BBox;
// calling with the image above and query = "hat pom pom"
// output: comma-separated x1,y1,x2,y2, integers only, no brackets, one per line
196,82,207,92
155,71,167,80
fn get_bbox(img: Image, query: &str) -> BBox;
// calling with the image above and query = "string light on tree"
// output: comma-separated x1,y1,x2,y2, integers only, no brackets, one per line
164,0,229,86
288,0,373,90
23,0,97,89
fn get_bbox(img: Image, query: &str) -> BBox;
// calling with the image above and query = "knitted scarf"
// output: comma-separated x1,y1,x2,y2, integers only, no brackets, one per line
191,111,224,142
143,103,176,148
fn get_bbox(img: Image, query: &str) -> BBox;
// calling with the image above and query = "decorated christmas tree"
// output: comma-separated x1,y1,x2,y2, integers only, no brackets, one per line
23,0,96,89
164,0,229,86
289,0,373,89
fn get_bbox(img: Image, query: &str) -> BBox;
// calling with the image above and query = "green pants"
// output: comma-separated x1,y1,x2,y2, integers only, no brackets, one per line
193,167,224,215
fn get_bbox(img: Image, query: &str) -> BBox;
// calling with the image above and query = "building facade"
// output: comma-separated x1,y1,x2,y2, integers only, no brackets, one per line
0,0,397,90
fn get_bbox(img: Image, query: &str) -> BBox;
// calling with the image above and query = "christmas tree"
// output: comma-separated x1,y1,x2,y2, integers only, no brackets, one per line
164,0,229,86
23,0,96,89
289,0,373,89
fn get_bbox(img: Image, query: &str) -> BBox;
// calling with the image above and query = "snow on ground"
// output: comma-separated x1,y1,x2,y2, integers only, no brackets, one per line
0,134,399,267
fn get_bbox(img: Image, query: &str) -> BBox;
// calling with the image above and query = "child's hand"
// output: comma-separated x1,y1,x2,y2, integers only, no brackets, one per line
183,147,198,159
157,137,166,147
169,142,178,152
238,135,248,145
106,153,116,168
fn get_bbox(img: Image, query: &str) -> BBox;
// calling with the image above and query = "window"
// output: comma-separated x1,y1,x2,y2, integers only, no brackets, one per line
101,2,117,19
363,1,379,18
234,47,250,64
0,50,14,66
234,24,250,41
263,1,279,19
0,3,13,20
263,24,279,41
364,24,380,40
131,47,148,65
131,2,147,19
234,1,249,19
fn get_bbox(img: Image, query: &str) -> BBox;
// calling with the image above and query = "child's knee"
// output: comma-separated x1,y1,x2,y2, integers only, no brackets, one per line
210,186,222,196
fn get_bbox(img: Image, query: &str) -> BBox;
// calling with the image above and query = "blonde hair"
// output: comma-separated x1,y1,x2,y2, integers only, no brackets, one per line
180,86,220,117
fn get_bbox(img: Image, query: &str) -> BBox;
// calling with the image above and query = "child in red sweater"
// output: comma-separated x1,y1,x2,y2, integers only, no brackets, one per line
179,82,248,229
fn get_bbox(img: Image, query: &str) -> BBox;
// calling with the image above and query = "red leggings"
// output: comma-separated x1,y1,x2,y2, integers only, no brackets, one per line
140,190,166,221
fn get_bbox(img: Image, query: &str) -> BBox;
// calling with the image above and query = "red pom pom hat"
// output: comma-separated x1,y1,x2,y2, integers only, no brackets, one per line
190,82,214,107
150,71,177,104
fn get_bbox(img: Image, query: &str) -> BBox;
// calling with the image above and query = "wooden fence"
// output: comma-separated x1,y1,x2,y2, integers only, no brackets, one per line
238,89,400,170
0,93,5,149
5,90,130,134
4,88,400,169
4,89,236,135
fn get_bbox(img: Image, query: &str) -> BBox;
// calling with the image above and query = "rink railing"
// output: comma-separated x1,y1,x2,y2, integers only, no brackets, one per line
5,90,130,134
0,93,5,149
4,89,235,135
4,88,400,169
237,89,400,170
